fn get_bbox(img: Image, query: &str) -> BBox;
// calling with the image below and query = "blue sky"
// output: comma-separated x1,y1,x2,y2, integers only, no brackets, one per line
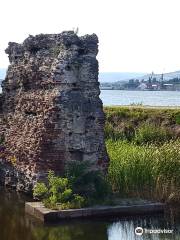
1,0,180,73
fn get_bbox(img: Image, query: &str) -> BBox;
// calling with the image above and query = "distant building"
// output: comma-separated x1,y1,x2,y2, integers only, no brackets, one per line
152,84,159,90
138,83,147,90
163,83,173,91
173,83,180,91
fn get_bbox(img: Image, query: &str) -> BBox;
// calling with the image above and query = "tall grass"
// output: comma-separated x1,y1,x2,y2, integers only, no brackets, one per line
105,122,134,141
134,123,173,145
107,139,180,202
105,121,173,144
104,106,180,203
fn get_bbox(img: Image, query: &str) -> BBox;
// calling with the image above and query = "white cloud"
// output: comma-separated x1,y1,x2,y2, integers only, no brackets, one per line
1,0,180,73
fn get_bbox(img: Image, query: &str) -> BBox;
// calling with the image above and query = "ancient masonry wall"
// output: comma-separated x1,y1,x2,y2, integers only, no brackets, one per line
0,31,109,191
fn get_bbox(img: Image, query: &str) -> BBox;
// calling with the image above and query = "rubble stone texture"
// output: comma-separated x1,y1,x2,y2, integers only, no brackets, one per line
0,31,109,191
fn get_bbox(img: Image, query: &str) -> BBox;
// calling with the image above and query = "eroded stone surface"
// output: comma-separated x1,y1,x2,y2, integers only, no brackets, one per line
0,31,109,191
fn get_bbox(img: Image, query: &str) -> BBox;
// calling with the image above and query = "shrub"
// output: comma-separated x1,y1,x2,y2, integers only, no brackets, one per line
105,122,135,141
175,113,180,124
105,122,116,139
65,160,110,203
33,171,84,210
134,123,172,145
33,182,48,199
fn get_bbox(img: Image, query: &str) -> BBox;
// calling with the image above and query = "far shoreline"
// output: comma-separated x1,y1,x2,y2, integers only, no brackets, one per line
103,105,180,109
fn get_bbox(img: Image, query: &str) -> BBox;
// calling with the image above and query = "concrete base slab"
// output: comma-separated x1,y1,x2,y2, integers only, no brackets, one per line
25,201,165,222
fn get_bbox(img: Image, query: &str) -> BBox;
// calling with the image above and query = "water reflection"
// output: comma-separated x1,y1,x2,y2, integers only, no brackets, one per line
31,222,108,240
0,187,179,240
107,216,179,240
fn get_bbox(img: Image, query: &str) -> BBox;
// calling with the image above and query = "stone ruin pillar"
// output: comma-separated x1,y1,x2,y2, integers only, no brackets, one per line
0,31,109,191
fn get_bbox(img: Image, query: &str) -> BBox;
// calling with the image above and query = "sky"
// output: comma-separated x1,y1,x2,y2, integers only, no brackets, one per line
1,0,180,73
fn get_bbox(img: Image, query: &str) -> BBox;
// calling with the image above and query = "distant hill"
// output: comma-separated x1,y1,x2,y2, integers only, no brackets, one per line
0,70,146,83
1,69,180,83
139,71,180,81
99,71,180,83
99,72,146,83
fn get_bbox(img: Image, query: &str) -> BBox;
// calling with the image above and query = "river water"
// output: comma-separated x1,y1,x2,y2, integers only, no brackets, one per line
100,90,180,106
0,187,179,240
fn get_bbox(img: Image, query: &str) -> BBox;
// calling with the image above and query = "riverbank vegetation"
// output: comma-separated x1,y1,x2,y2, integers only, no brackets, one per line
33,106,180,209
33,163,109,210
33,170,85,210
104,106,180,141
104,106,180,204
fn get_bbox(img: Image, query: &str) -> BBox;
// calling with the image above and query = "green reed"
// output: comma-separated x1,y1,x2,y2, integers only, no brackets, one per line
107,139,180,202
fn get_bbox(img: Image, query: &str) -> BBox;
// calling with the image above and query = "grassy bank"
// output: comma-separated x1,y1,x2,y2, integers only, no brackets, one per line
104,106,180,204
104,106,180,141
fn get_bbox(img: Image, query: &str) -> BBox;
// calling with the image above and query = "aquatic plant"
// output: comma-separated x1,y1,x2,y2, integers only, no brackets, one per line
107,139,180,203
